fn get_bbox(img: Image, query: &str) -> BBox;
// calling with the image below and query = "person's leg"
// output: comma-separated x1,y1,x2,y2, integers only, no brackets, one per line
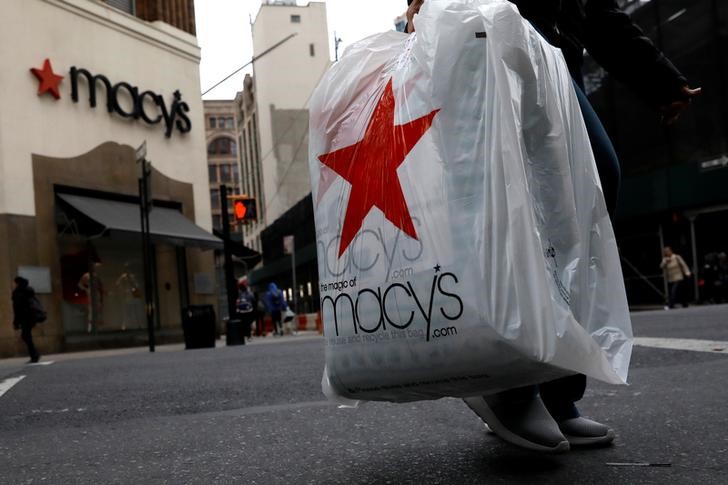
272,310,282,335
21,324,39,362
573,82,621,216
679,279,689,307
533,83,619,444
469,82,620,450
539,374,585,421
668,281,678,308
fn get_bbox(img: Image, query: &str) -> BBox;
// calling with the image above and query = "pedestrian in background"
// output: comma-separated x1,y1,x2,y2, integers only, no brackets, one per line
406,0,700,453
12,276,41,363
236,277,255,339
252,289,265,337
701,252,721,304
718,252,728,302
661,246,692,309
265,282,287,336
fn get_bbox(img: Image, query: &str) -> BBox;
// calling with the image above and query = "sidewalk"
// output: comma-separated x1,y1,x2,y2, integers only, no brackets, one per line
0,330,322,369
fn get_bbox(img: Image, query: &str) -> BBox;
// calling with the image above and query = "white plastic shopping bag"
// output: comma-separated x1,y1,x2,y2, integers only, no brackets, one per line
308,0,633,404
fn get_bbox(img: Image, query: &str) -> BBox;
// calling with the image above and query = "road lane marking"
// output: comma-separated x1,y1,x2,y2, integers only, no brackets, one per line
634,337,728,354
27,361,54,366
0,375,26,398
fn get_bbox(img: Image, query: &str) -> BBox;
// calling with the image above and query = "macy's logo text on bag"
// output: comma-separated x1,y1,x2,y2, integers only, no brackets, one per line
321,269,463,342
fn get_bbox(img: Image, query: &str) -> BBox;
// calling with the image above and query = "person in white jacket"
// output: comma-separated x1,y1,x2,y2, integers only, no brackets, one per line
660,246,692,309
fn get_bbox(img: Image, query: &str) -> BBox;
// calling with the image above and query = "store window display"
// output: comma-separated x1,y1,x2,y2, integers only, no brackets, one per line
115,263,142,330
60,239,146,334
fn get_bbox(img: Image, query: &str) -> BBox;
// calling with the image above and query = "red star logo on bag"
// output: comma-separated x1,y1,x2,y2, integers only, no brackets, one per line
30,58,64,100
318,78,439,257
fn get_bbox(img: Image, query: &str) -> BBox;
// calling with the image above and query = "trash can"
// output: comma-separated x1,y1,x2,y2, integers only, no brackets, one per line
182,305,216,349
225,317,246,346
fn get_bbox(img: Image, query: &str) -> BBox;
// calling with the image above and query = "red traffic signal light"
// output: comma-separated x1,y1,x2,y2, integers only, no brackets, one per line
233,199,247,220
231,196,257,222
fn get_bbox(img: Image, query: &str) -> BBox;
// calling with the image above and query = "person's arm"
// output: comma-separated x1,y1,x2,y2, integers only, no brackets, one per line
659,257,668,269
581,0,700,122
405,0,424,34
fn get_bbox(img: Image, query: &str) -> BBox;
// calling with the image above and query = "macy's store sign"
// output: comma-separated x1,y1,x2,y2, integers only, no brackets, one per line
29,58,191,138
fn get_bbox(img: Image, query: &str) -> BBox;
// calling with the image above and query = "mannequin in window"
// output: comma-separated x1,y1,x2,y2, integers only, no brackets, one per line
115,262,141,331
78,261,104,333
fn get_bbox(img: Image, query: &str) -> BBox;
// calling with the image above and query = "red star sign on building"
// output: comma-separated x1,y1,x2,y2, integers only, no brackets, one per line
30,58,64,100
318,79,439,257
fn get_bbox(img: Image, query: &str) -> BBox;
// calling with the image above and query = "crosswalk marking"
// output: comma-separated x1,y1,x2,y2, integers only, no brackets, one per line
634,337,728,354
27,361,54,366
0,375,26,398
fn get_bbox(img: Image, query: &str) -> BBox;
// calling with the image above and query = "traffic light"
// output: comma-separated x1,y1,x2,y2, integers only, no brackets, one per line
231,196,257,222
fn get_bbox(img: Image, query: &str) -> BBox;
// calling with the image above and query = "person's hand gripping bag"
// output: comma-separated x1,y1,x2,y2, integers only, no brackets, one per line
308,0,633,404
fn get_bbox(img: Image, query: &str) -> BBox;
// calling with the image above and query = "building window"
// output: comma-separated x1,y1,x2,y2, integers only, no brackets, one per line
220,164,232,183
104,0,134,14
209,117,216,129
208,165,218,183
212,215,222,229
225,117,234,129
232,163,239,184
309,43,315,57
210,189,220,210
291,14,301,23
207,137,237,155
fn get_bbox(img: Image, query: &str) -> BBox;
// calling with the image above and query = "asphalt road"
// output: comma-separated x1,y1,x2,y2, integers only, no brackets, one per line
1,305,727,484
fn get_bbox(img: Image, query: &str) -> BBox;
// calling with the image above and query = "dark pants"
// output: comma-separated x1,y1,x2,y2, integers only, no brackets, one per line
271,310,282,335
500,81,622,421
668,280,689,308
21,324,40,362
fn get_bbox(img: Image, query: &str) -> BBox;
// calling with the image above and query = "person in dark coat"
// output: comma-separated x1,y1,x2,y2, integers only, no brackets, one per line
12,276,40,363
406,0,700,452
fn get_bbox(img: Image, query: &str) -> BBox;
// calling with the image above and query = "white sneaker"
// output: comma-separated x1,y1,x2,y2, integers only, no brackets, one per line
464,394,570,453
558,417,615,447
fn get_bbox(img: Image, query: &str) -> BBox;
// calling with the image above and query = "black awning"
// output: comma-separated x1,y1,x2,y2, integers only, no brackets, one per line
213,229,262,267
57,193,222,249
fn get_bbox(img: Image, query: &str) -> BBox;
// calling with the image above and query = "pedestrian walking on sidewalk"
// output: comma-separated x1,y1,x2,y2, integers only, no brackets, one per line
236,277,255,338
406,0,700,453
265,282,287,336
12,276,42,363
661,246,692,308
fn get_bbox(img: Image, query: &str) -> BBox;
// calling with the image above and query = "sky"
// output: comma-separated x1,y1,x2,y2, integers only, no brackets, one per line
194,0,408,100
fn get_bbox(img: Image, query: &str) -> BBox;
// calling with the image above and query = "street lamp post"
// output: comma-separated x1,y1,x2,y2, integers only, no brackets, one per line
220,184,244,344
136,141,155,352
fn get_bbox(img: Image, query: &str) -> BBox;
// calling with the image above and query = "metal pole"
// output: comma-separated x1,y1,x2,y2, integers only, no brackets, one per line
220,185,240,341
689,216,700,302
139,162,155,352
291,237,297,315
658,223,668,303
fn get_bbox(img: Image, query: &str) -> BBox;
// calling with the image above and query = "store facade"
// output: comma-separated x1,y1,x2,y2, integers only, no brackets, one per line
0,0,218,357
